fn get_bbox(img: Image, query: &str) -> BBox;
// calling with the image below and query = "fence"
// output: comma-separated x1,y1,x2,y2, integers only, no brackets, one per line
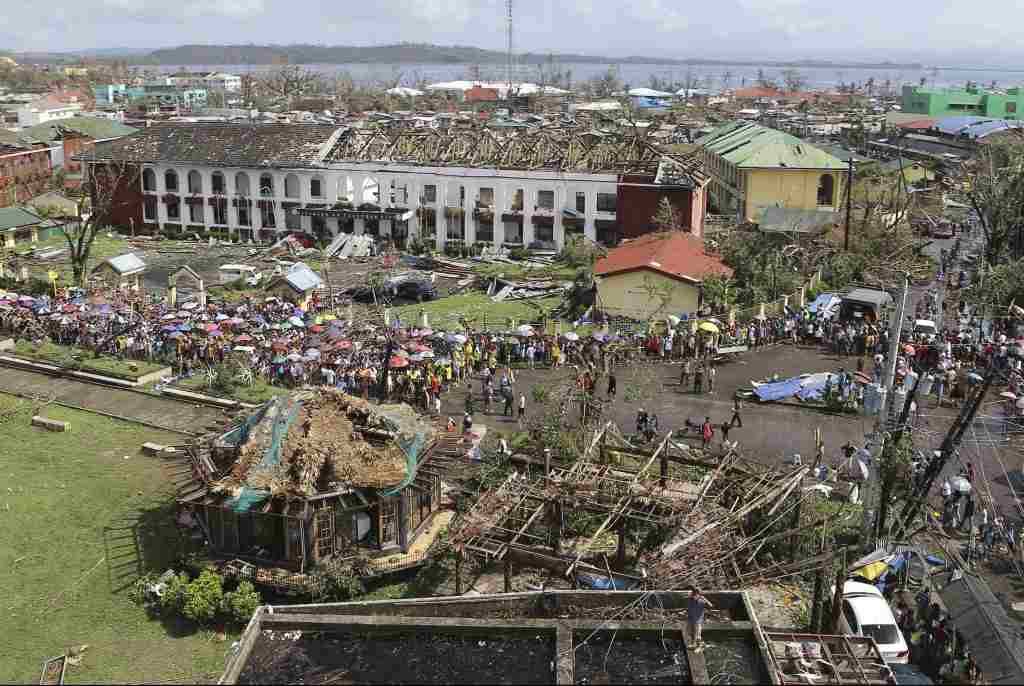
729,268,823,329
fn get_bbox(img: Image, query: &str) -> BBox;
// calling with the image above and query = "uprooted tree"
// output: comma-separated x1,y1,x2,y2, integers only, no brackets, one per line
34,160,138,288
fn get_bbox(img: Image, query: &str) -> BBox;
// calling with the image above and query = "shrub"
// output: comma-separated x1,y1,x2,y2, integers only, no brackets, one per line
181,569,224,624
159,571,191,615
509,247,529,261
321,563,365,601
221,581,261,625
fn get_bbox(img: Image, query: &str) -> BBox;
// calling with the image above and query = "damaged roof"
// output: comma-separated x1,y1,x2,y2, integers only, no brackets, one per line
697,120,847,170
325,127,706,182
83,123,344,168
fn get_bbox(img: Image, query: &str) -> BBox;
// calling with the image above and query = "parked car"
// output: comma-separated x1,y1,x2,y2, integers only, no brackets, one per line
838,580,909,664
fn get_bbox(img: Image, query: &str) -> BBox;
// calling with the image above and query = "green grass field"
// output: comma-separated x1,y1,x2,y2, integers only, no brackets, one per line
0,395,231,683
175,374,285,405
13,340,167,380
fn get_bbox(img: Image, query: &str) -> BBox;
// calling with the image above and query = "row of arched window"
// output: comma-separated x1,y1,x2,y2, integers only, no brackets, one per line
142,168,327,199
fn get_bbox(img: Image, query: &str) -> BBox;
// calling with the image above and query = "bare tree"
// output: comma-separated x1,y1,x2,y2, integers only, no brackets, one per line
261,65,324,110
36,161,138,287
652,197,683,232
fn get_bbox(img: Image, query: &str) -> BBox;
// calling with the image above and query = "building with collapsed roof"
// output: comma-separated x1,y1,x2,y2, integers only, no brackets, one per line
78,123,708,250
176,391,446,590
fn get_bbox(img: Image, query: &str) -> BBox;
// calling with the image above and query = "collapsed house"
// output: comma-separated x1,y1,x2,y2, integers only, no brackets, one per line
176,391,445,589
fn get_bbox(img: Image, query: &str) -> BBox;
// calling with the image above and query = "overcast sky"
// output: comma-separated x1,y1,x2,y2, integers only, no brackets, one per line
3,0,1022,66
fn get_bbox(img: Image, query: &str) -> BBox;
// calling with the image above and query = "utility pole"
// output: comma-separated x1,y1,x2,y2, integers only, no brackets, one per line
844,157,854,252
859,273,910,548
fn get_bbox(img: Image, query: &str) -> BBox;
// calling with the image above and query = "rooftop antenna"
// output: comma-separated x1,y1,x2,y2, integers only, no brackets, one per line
506,0,514,95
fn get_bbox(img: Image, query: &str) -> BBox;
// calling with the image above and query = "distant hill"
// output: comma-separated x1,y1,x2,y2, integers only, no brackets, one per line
130,43,922,70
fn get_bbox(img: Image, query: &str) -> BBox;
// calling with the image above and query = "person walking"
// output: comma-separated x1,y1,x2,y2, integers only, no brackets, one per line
518,392,526,425
707,364,717,393
730,396,743,427
720,421,732,445
687,586,713,651
607,371,617,399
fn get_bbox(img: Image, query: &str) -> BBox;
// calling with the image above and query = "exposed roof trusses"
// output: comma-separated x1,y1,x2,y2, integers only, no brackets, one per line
326,127,707,183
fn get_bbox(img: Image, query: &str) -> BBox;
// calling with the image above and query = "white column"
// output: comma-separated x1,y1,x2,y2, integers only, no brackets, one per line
493,182,506,246
354,218,365,235
436,180,448,251
553,184,566,249
585,188,597,242
380,219,392,238
522,183,535,246
464,182,477,245
407,176,420,238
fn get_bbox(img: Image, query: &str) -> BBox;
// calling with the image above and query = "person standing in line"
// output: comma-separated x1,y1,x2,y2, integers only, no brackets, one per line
687,586,713,650
518,392,526,425
680,357,691,388
707,363,717,393
693,363,704,394
730,396,743,427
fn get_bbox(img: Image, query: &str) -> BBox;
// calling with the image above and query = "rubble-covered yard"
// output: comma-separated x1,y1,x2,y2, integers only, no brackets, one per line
238,630,556,685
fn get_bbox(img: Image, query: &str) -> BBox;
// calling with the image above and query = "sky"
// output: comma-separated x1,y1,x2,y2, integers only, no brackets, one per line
3,0,1023,67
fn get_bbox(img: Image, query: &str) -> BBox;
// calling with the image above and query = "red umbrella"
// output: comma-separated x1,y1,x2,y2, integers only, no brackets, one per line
309,324,324,333
235,334,253,343
389,355,409,368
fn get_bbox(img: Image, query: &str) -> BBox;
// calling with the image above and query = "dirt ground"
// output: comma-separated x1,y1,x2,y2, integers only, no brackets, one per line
239,630,556,684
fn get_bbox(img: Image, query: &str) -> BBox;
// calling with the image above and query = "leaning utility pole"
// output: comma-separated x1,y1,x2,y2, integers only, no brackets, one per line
844,157,854,251
859,273,910,547
893,368,995,539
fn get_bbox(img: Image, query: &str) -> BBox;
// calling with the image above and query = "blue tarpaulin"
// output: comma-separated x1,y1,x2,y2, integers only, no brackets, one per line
753,377,802,401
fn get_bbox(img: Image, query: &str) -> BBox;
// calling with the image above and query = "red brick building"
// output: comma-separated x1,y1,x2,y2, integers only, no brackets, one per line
0,133,52,207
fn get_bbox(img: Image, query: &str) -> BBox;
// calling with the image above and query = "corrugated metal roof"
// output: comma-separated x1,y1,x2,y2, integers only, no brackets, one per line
757,207,839,234
103,252,146,275
284,262,322,292
939,572,1024,685
696,120,847,170
0,207,42,231
843,287,893,307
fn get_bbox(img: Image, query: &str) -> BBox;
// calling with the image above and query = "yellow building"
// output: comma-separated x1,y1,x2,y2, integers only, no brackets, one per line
593,232,732,320
697,121,848,223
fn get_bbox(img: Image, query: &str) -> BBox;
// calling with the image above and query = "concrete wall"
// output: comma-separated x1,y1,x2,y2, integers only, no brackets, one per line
597,268,700,320
743,168,844,223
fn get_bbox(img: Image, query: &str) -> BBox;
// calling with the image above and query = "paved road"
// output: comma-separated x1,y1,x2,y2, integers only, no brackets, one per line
443,344,876,467
0,365,230,434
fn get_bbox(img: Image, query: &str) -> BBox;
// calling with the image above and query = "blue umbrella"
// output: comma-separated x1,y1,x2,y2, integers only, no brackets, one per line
177,323,192,332
161,325,177,332
168,331,184,339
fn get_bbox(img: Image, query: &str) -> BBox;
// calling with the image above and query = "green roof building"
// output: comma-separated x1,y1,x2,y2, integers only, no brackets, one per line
901,85,1024,119
695,121,847,223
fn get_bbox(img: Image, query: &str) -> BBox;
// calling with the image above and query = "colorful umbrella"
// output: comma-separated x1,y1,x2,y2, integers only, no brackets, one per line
272,355,287,363
288,316,305,328
309,324,324,333
336,340,352,350
389,355,409,368
235,334,253,343
563,332,580,341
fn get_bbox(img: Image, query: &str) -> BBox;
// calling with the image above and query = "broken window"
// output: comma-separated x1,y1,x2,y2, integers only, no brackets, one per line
597,193,617,213
261,202,276,228
211,172,225,194
537,190,554,210
576,192,586,213
164,169,178,192
189,202,204,223
259,173,274,197
478,187,494,207
213,201,227,225
285,208,301,230
142,168,156,192
511,188,524,211
1009,102,1018,115
235,172,250,196
237,203,250,226
143,197,156,221
187,170,202,194
166,199,180,220
817,174,835,206
503,220,523,244
422,184,436,203
284,174,300,198
379,498,399,547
